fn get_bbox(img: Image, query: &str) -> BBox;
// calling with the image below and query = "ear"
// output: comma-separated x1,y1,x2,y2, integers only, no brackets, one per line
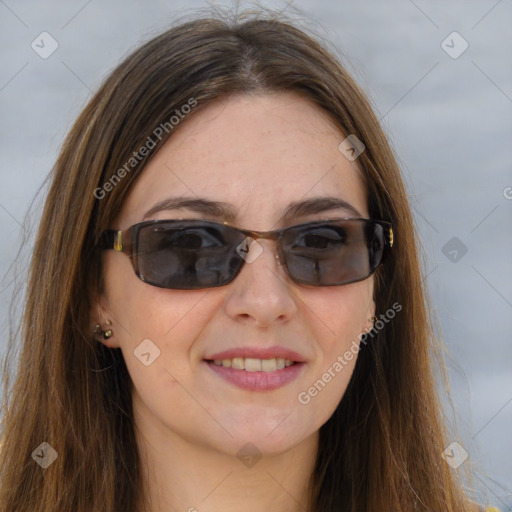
89,287,121,349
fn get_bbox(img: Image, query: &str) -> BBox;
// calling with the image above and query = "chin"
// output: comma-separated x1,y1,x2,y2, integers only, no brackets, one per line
211,413,316,458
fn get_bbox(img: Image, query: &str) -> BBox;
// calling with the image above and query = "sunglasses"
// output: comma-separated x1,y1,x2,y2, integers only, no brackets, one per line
98,218,393,290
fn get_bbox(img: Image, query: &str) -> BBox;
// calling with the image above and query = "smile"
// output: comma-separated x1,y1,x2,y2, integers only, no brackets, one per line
210,357,295,372
204,357,305,391
204,346,306,391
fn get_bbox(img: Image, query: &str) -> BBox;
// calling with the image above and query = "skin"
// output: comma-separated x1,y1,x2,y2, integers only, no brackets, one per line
94,92,376,512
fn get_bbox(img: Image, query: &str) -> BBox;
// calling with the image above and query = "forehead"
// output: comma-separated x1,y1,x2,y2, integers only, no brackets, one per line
117,92,368,229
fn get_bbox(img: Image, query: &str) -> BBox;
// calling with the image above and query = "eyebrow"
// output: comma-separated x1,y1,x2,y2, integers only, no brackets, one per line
142,195,363,223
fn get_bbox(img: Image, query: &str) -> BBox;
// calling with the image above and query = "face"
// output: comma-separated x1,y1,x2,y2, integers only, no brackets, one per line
96,92,376,457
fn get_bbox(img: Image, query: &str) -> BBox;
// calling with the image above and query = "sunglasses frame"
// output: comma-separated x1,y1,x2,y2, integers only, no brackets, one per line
98,217,394,289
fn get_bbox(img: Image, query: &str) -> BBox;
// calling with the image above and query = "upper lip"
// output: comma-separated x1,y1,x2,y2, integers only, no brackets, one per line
205,346,306,363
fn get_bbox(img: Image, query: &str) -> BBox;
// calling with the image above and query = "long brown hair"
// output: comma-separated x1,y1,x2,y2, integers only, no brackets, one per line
0,10,478,512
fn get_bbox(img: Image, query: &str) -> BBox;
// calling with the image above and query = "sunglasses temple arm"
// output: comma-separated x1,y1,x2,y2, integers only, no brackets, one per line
387,226,394,248
98,230,125,252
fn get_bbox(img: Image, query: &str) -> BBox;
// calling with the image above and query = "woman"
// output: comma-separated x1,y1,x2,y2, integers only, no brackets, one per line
0,10,497,512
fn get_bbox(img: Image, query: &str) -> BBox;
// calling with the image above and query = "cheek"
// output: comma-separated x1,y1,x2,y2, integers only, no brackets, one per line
102,254,216,377
306,280,374,351
297,281,373,414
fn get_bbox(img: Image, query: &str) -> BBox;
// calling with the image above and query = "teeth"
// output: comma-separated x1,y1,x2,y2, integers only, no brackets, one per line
232,357,244,370
212,357,295,371
245,358,261,372
261,358,277,372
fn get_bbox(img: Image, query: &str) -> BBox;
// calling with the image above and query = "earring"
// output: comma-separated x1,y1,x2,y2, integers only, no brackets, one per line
370,316,377,328
93,320,113,341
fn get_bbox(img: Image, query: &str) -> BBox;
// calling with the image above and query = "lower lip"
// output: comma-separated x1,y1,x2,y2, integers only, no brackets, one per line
205,361,305,391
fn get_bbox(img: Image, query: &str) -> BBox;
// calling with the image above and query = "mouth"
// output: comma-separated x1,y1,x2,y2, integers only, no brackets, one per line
203,349,305,391
206,357,296,371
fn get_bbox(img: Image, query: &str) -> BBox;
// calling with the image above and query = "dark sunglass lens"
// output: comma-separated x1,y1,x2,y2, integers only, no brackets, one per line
136,222,245,289
282,221,385,285
366,222,385,271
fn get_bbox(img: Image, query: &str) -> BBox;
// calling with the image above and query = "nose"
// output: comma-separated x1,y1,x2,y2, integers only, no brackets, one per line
223,238,298,326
